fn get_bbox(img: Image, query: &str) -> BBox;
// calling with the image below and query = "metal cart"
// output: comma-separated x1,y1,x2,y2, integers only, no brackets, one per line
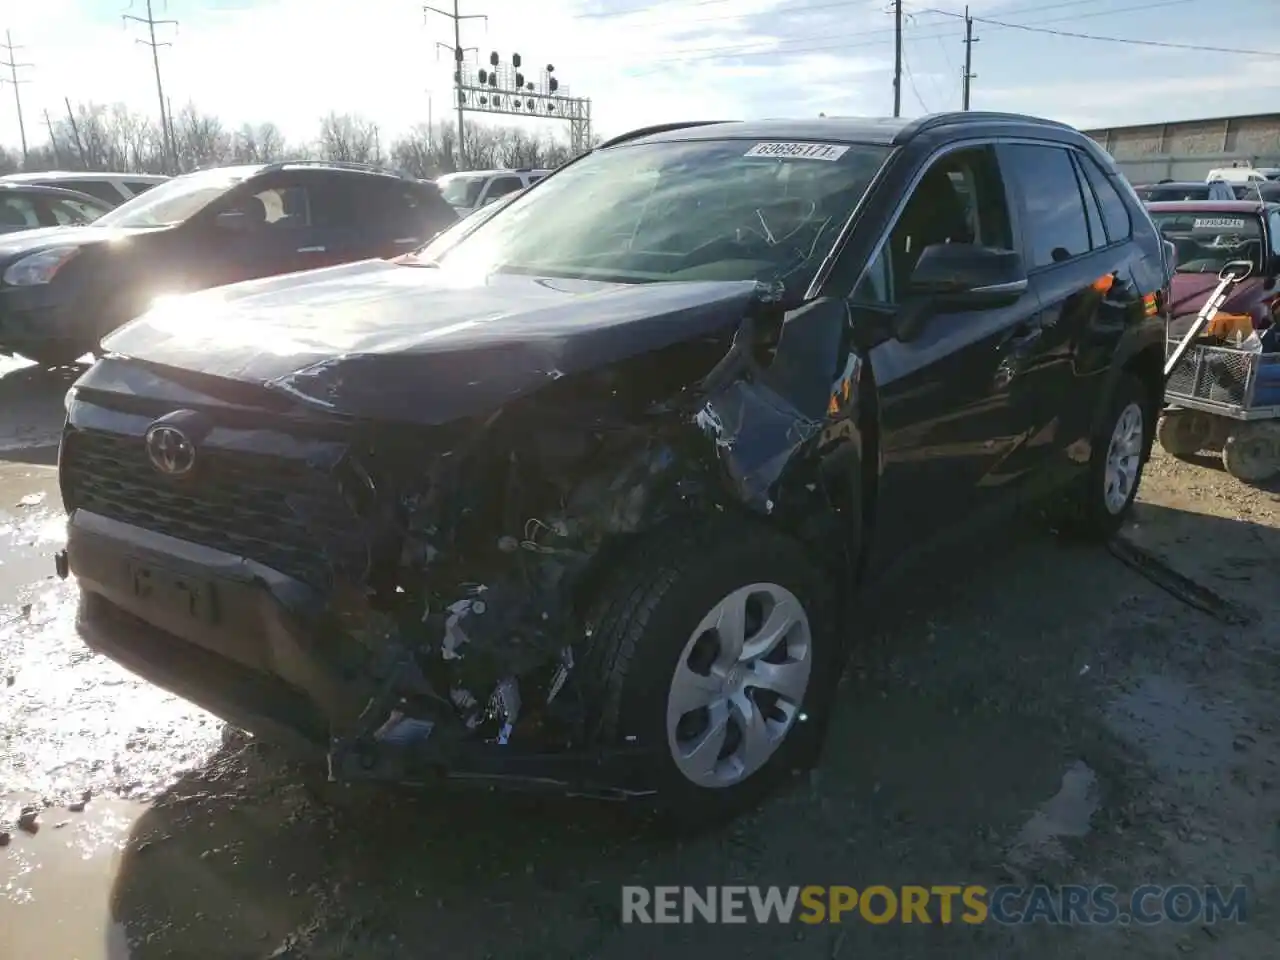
1157,259,1280,484
1159,344,1280,482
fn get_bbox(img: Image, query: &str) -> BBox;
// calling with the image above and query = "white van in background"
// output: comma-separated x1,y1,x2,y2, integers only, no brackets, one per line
1206,166,1280,184
0,171,169,207
435,168,551,218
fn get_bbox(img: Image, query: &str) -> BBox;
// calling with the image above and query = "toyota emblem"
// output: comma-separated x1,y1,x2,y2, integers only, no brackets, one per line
145,424,196,477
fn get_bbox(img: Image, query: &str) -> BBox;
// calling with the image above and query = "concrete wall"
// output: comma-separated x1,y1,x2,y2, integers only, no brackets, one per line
1081,112,1280,183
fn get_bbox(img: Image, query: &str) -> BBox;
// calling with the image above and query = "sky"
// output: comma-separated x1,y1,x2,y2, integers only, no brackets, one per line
2,0,1280,151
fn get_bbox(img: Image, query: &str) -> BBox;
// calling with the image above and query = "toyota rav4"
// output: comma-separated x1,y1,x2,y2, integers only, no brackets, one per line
58,113,1169,822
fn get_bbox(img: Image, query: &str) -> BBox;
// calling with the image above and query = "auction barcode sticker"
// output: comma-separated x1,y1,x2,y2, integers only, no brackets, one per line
744,142,850,161
1193,218,1247,229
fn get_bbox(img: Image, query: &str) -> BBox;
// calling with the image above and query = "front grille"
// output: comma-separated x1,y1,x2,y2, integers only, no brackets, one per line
61,429,362,588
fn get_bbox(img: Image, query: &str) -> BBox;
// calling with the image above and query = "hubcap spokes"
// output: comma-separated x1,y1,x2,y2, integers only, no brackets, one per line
666,583,812,789
1104,403,1145,515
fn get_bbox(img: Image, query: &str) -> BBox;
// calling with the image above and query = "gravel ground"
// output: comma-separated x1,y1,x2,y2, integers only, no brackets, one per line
1,362,1277,960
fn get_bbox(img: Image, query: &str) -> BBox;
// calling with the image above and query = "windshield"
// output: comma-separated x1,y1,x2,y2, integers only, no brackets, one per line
437,174,488,208
94,170,247,228
1151,211,1265,274
1146,185,1210,202
48,196,107,225
417,138,891,292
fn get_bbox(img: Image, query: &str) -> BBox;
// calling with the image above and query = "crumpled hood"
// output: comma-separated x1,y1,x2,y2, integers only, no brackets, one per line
0,225,158,261
101,259,766,424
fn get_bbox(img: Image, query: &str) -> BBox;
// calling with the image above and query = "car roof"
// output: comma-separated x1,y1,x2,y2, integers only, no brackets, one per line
438,169,539,179
1146,200,1275,214
604,112,1076,149
0,181,112,205
0,170,169,183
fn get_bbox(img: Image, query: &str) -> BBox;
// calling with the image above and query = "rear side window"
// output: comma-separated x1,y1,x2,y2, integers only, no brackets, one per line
59,180,123,205
1002,143,1091,268
1071,155,1106,250
40,196,106,225
358,178,459,238
1076,155,1132,243
124,180,160,196
0,196,39,229
307,178,361,229
485,176,524,201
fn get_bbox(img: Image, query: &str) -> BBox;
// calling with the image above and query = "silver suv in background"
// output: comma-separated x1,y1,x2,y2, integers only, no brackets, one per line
0,171,169,207
435,167,549,217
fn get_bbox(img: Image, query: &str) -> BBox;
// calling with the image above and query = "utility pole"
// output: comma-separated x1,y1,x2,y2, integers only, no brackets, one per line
1,30,32,164
962,6,978,111
123,0,178,173
43,109,61,164
64,96,87,166
892,0,903,118
425,0,486,171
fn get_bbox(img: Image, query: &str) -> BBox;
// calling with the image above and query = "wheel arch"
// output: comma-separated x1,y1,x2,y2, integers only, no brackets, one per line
1093,323,1165,445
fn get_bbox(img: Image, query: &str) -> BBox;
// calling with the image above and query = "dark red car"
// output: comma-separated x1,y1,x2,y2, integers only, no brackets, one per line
1147,200,1280,339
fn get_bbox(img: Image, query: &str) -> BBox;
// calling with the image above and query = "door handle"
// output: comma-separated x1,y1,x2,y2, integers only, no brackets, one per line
393,237,420,245
297,246,326,253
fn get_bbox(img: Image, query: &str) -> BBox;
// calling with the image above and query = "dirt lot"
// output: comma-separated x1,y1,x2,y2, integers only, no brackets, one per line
1,360,1278,959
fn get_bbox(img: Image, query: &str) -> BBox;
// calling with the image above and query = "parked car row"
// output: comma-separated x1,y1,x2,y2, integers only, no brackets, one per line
0,160,459,365
0,182,114,234
54,110,1172,823
1,170,169,206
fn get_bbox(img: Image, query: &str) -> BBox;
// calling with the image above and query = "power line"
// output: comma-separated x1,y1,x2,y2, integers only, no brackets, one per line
922,1,1280,57
607,0,1209,72
1,28,32,164
122,0,178,173
902,44,929,113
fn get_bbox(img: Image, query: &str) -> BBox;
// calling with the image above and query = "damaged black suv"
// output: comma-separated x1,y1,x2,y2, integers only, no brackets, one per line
58,113,1169,819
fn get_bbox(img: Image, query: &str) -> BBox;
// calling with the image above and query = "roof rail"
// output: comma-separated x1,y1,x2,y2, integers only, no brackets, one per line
596,120,731,150
257,159,410,179
897,111,1076,141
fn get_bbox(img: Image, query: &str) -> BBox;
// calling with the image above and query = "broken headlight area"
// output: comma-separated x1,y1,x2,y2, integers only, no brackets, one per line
317,363,733,778
304,304,849,787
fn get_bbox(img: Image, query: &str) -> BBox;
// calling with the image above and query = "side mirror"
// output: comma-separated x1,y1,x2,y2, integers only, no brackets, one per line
214,209,248,230
894,243,1028,341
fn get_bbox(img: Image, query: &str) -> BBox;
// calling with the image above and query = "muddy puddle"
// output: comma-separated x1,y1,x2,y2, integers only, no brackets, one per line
0,459,222,960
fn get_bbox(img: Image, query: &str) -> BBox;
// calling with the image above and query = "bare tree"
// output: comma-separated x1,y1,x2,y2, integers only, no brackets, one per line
4,101,586,176
231,122,287,163
388,123,437,178
317,112,382,164
171,103,231,171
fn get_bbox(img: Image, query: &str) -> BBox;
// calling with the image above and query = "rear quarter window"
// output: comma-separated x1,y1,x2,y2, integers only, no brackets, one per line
60,181,124,205
1077,153,1133,243
0,196,40,229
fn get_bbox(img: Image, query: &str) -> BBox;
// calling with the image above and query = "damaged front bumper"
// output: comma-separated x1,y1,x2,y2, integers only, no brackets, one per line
62,510,658,800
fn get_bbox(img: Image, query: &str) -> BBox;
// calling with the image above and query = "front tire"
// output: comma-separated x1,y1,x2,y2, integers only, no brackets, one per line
582,521,838,828
1063,372,1153,540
